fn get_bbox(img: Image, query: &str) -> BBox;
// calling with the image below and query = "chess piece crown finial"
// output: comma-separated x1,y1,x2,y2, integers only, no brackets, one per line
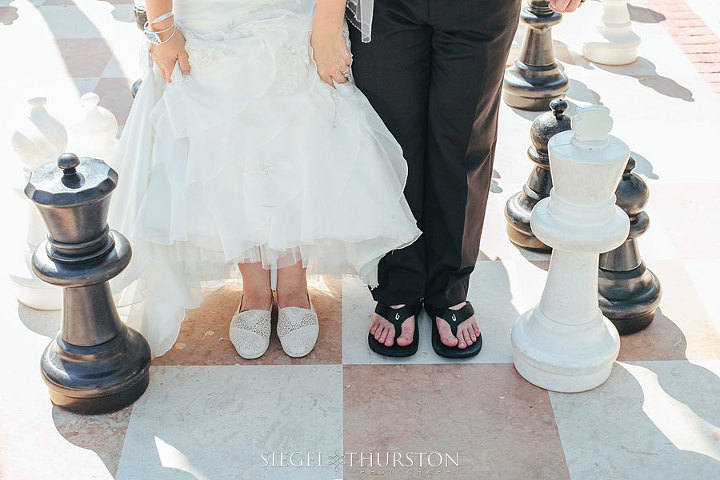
571,105,613,147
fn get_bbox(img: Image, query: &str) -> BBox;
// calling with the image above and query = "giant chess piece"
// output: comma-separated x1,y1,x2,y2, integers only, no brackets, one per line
599,157,661,334
9,97,65,310
582,0,640,65
25,153,151,414
68,93,118,161
503,0,569,111
505,98,571,252
511,106,629,393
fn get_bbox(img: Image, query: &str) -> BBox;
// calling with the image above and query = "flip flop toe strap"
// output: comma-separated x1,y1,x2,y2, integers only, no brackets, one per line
435,302,475,338
375,303,418,340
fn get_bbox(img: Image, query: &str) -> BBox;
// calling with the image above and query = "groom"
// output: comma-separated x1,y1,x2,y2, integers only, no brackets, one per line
349,0,584,357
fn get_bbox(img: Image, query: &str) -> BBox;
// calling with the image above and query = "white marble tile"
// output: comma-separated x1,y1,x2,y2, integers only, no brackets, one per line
550,360,720,480
684,259,720,335
341,260,548,365
115,365,344,480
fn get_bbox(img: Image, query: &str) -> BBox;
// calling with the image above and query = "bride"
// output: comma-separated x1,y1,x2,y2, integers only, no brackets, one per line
108,0,420,359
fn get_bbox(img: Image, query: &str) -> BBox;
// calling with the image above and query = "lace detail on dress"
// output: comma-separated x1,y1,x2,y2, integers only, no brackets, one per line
273,41,311,95
185,40,236,69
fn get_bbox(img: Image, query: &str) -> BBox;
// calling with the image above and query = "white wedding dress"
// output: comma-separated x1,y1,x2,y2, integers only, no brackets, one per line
108,0,420,356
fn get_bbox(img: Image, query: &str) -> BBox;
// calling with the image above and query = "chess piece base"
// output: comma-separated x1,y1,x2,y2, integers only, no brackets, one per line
511,308,620,392
599,262,661,335
582,34,640,66
503,63,569,111
41,326,151,414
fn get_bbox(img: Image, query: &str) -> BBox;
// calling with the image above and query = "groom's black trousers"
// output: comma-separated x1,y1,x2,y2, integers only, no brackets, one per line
350,0,521,308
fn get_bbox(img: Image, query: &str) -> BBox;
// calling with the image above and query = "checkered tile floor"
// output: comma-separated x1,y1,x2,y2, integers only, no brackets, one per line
1,0,719,478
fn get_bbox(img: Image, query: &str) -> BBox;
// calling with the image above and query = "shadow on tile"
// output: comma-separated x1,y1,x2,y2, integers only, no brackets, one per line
627,5,666,24
550,361,720,479
51,404,134,478
592,57,695,102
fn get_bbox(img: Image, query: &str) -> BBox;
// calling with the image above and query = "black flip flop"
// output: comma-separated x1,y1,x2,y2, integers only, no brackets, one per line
368,302,422,357
427,302,482,359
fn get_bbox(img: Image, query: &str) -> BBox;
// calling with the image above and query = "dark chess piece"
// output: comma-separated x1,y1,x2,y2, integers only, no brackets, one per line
503,0,569,111
505,98,571,252
131,5,148,98
25,153,151,414
599,157,662,335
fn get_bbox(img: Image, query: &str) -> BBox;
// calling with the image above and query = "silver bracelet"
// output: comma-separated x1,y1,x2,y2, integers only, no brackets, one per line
145,23,177,45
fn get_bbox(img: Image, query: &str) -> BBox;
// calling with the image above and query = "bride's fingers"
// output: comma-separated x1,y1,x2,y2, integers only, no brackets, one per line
178,52,191,75
331,71,348,84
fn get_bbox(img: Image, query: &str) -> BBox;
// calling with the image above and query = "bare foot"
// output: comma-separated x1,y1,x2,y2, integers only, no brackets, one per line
369,305,415,347
436,302,480,349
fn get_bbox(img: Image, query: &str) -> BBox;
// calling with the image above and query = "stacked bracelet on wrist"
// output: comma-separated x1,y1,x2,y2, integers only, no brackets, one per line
144,11,177,45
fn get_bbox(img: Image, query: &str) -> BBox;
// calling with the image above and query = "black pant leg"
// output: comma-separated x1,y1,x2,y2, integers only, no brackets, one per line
349,0,432,305
423,0,521,308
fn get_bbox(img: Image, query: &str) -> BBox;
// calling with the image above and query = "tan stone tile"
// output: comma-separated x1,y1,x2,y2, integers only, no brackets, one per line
618,260,720,361
52,405,133,477
153,277,342,366
55,38,112,77
343,363,570,480
93,77,134,126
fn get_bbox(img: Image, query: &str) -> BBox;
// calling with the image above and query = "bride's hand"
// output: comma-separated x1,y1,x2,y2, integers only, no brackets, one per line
310,1,352,87
150,28,190,83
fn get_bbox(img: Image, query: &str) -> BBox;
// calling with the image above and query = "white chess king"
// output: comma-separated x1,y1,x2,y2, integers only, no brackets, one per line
511,105,630,393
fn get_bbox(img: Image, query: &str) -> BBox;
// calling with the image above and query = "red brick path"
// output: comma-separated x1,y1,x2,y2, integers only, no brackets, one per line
646,0,720,94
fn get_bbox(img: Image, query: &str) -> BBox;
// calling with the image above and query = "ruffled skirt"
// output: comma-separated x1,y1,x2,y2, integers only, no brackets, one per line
108,0,420,356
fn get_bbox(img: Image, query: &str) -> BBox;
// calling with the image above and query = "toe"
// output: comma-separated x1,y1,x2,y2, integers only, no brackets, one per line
396,316,415,347
461,328,473,347
376,324,388,341
384,325,395,347
437,318,459,347
369,317,379,335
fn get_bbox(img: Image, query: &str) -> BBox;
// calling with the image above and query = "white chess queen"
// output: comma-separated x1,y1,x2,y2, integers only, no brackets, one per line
109,0,420,359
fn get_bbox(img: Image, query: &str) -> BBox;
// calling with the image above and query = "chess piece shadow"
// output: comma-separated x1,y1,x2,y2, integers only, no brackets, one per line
551,359,720,478
629,151,659,180
1,6,18,25
50,404,134,478
553,40,595,71
466,252,526,363
627,4,666,23
491,168,503,193
565,78,604,105
592,57,694,102
30,2,128,99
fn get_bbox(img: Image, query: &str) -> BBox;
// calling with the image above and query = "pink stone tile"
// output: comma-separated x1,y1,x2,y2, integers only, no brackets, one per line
649,184,720,260
343,363,570,480
153,277,342,366
55,38,112,78
0,6,19,25
52,404,133,477
93,77,134,126
618,260,720,361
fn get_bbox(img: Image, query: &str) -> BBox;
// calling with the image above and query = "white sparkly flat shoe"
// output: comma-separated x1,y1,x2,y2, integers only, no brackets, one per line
277,295,319,358
229,295,273,360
